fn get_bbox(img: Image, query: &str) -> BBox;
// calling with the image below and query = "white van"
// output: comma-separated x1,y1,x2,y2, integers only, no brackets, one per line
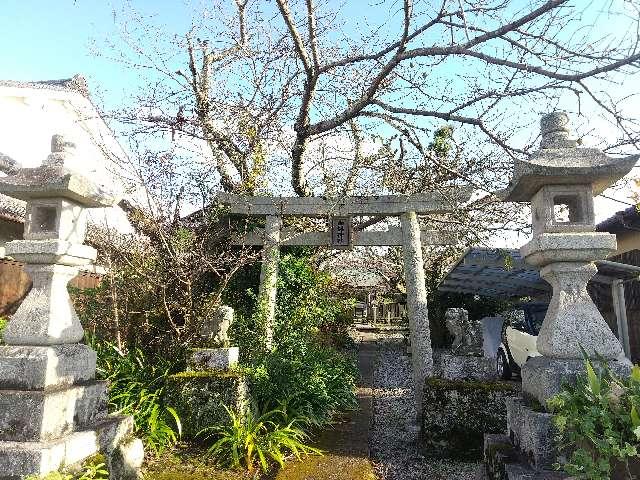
497,303,547,379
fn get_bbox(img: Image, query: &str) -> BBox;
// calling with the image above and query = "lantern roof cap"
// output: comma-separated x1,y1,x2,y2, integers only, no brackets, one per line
503,112,638,202
0,134,118,207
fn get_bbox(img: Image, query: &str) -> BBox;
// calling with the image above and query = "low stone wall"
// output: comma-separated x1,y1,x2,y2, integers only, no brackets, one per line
422,377,520,460
164,370,248,440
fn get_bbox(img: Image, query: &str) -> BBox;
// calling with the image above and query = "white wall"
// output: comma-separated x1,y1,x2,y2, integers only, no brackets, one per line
0,87,133,234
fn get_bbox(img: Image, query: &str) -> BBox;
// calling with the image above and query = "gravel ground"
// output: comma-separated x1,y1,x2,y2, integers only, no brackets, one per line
369,332,482,480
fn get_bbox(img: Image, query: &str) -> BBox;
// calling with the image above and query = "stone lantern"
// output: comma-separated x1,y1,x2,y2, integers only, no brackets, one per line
0,135,143,479
1,135,116,345
503,112,638,404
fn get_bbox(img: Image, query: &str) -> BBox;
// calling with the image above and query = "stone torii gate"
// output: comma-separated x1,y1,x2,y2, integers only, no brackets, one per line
217,190,470,419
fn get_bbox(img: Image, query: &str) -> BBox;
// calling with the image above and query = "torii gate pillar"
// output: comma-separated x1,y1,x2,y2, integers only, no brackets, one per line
401,211,433,421
257,215,281,349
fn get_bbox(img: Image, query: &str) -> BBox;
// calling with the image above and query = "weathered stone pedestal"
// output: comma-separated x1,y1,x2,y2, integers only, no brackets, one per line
189,347,239,370
422,377,519,461
521,356,631,407
0,135,142,479
0,272,137,478
168,305,248,439
439,353,496,381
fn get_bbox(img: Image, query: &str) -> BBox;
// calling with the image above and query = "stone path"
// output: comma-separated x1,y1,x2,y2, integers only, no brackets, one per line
369,332,482,480
275,330,482,480
272,332,377,480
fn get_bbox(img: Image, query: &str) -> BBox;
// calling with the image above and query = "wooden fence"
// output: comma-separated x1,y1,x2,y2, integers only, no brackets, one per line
0,258,102,316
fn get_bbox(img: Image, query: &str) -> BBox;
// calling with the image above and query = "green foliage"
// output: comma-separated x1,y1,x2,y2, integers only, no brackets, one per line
201,405,320,473
227,251,358,426
428,125,454,159
547,357,640,479
24,455,108,480
0,316,7,344
248,343,358,427
164,368,248,439
88,336,183,455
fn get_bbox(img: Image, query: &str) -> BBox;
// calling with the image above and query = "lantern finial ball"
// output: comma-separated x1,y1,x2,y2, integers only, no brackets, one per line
45,134,76,167
540,112,576,149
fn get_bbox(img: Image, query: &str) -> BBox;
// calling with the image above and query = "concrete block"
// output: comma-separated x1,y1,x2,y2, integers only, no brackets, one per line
95,415,135,454
506,398,556,470
107,438,144,480
189,347,239,371
484,433,518,480
505,464,568,480
0,382,107,442
0,415,133,479
440,353,496,381
521,356,631,406
0,344,96,390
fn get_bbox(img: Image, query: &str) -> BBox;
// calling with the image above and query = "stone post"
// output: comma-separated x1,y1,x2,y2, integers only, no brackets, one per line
0,135,141,479
400,211,433,421
257,214,281,349
612,279,632,358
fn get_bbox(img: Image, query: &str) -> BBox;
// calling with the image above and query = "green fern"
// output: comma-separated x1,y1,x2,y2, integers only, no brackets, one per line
200,405,321,473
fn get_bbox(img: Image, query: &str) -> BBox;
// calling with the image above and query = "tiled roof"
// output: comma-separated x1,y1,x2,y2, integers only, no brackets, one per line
0,193,25,223
596,204,640,235
0,75,90,98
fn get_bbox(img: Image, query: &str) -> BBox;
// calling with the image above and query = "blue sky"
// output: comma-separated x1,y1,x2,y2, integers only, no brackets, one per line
0,1,205,108
0,1,331,105
2,0,634,109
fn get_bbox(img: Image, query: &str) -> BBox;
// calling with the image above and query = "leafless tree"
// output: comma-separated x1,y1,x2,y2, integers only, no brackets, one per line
89,0,640,280
102,0,640,199
77,145,260,352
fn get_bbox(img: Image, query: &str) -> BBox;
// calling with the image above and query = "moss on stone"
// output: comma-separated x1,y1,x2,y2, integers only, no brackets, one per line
527,397,547,413
143,445,252,480
164,370,248,439
169,369,245,381
422,378,520,461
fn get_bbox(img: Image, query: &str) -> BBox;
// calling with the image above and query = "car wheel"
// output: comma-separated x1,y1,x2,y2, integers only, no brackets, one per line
497,349,512,380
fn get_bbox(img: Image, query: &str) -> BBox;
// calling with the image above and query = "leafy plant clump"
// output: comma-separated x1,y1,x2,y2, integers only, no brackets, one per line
88,336,183,455
0,316,7,343
547,357,640,479
24,454,108,480
228,251,358,426
249,343,358,427
201,405,321,473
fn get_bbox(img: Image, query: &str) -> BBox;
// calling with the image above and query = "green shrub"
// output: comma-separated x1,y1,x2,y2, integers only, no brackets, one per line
201,405,320,473
0,316,7,344
88,336,183,455
249,343,358,427
228,251,358,426
24,454,108,480
547,357,640,479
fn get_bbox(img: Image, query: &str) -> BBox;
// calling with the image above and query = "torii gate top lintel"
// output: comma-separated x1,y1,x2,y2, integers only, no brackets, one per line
216,189,471,217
